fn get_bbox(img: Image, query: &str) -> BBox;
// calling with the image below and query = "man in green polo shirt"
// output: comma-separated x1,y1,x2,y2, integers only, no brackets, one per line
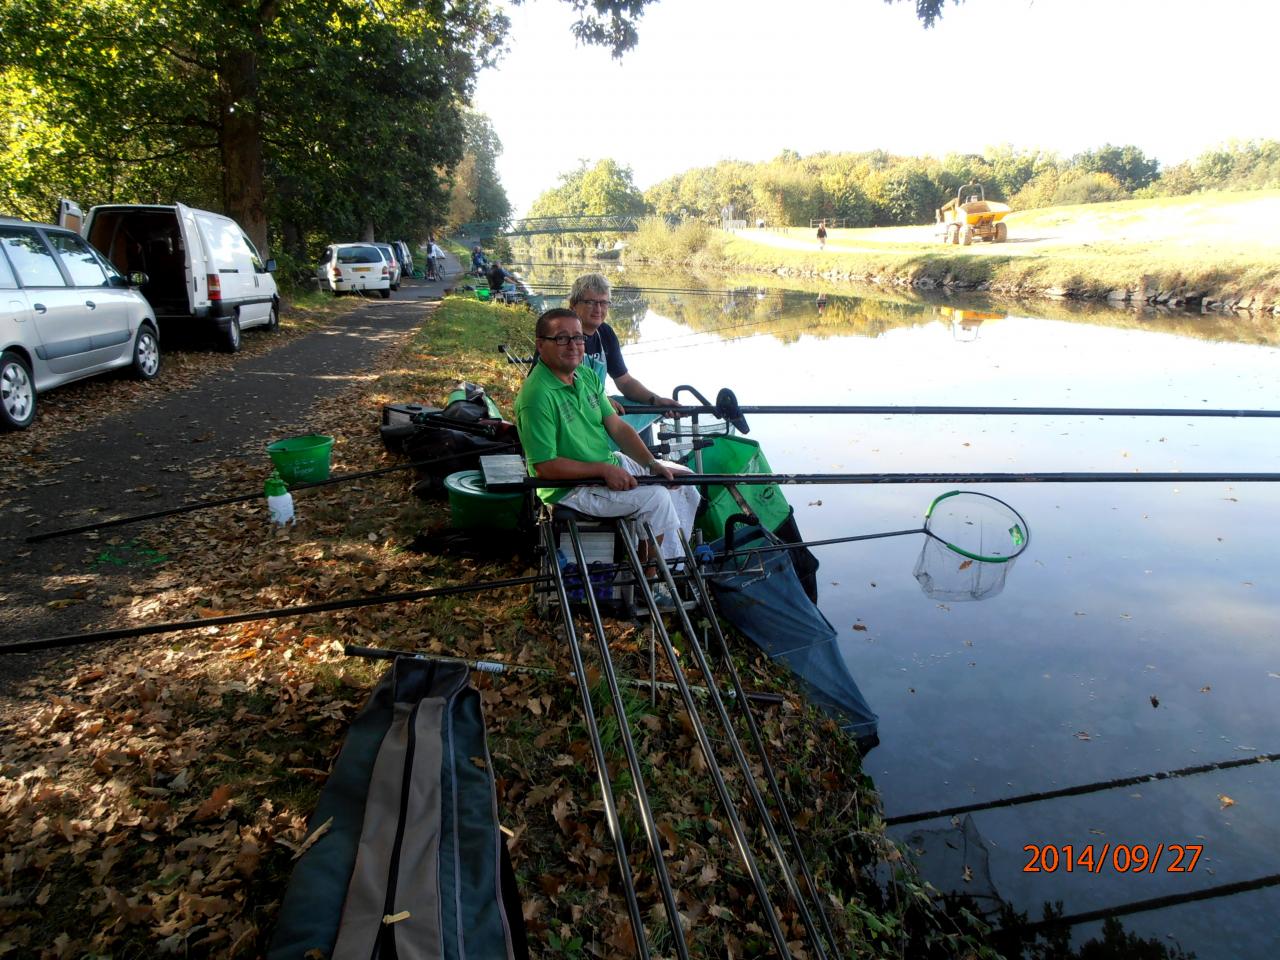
515,308,698,560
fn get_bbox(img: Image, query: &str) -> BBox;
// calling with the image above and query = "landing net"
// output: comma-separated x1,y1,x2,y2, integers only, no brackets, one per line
913,491,1029,601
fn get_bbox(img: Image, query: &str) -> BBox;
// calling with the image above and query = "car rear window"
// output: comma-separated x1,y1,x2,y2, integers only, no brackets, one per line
336,246,381,264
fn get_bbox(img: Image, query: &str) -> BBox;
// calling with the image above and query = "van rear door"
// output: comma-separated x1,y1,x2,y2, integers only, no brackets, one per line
174,203,204,314
56,199,84,234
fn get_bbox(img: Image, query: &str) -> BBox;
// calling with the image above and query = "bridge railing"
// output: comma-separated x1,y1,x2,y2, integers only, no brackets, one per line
457,214,682,238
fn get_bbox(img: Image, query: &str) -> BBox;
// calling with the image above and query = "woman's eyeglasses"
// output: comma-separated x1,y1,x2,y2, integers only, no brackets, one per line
578,298,611,309
538,334,588,346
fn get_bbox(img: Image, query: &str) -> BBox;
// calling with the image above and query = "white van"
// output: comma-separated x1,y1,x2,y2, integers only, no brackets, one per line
59,200,278,352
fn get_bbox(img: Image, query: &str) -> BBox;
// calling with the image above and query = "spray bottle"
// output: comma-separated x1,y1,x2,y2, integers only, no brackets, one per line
264,470,295,525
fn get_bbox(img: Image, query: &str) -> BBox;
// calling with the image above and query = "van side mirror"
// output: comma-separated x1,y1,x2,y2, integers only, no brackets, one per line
264,258,277,273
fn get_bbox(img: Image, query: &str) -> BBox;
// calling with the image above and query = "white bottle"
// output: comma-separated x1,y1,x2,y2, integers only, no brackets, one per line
264,471,295,525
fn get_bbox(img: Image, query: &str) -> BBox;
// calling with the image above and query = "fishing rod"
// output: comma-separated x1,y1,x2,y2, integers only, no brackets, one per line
625,401,1280,420
1,573,544,655
885,751,1280,827
1014,872,1280,934
488,471,1280,494
344,643,784,707
542,522,653,958
677,529,840,956
563,521,690,959
24,441,519,544
621,524,794,958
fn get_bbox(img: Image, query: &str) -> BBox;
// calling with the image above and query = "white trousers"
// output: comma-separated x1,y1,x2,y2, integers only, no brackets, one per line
556,453,700,559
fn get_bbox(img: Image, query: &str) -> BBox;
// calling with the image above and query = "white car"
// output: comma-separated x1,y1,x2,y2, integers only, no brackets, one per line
317,244,392,298
62,199,279,353
373,243,402,290
1,217,161,430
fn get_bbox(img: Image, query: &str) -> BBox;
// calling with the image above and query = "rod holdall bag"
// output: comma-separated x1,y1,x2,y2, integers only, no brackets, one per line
268,656,527,959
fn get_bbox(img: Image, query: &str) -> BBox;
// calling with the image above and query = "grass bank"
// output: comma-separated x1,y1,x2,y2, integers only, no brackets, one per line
0,297,1007,958
629,191,1280,313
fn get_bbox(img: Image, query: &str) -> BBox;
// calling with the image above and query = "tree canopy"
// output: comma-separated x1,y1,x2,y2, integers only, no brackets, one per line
0,0,506,256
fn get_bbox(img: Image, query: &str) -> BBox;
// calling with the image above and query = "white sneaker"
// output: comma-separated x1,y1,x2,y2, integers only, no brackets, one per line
650,586,678,612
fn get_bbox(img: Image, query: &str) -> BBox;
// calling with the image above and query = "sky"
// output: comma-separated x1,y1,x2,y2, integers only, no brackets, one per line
472,0,1278,217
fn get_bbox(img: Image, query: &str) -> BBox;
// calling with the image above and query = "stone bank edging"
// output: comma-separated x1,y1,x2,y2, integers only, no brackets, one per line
766,265,1280,315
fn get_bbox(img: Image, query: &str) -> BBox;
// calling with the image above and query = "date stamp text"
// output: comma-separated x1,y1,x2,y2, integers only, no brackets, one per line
1023,843,1203,874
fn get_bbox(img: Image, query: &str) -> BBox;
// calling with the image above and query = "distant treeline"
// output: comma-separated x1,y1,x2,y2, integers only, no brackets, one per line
642,141,1280,227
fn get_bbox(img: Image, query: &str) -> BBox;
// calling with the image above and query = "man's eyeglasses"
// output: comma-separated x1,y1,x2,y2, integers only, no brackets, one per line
578,298,611,310
538,334,588,346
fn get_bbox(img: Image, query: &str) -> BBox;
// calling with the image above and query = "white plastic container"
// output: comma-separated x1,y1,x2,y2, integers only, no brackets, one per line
264,471,295,525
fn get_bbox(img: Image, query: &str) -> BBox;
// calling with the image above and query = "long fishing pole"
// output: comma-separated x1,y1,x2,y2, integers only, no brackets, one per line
1,573,544,655
565,521,690,959
625,402,1280,419
344,643,784,707
885,751,1280,827
490,471,1280,493
678,530,840,956
25,441,519,544
542,522,652,959
625,525,794,958
1014,872,1280,934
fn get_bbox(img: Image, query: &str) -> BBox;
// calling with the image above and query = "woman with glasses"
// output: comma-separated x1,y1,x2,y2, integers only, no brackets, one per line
569,273,678,415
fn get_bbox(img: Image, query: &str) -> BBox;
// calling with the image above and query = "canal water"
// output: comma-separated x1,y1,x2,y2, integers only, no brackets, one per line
516,261,1280,957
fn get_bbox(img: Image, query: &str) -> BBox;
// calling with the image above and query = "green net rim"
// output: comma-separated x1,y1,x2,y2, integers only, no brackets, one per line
923,490,1030,564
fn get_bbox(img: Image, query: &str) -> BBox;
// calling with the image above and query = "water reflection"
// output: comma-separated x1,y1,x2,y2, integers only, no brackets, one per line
511,259,1280,348
507,265,1280,956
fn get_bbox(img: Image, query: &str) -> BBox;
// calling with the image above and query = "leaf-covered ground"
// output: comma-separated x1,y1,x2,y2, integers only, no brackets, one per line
0,297,997,958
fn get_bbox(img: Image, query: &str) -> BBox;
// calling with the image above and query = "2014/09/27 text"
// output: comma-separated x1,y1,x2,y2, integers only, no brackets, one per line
1023,843,1203,874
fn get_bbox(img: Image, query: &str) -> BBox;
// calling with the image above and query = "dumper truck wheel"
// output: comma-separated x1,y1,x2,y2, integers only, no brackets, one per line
995,222,1008,243
961,225,974,246
948,224,960,245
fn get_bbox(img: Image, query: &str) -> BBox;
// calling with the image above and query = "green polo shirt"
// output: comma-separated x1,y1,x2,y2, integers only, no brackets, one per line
514,361,619,504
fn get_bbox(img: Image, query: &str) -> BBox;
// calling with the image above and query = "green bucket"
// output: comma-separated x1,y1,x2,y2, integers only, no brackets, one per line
444,469,523,531
475,285,492,301
266,434,335,487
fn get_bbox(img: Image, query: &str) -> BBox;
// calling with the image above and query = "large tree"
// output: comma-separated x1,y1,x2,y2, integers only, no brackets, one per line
528,159,647,219
0,0,506,253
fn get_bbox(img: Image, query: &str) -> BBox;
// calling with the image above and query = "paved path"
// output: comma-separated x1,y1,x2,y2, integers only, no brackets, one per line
0,262,459,696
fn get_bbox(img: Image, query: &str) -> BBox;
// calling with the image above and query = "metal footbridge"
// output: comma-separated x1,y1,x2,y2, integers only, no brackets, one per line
457,213,681,238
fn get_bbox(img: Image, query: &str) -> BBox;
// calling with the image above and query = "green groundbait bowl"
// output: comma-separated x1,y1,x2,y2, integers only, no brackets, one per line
475,285,492,301
266,434,335,487
444,469,523,531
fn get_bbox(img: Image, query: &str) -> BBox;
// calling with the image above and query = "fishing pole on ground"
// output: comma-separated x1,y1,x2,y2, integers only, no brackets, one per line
621,522,796,958
344,643,784,707
540,521,654,959
562,519,690,959
24,439,521,544
884,751,1280,827
1010,872,1280,934
676,528,841,957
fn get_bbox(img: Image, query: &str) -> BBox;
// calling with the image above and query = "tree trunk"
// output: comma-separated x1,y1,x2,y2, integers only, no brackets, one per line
219,48,269,257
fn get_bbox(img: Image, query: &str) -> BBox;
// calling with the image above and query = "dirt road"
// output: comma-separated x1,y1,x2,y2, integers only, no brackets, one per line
0,273,449,700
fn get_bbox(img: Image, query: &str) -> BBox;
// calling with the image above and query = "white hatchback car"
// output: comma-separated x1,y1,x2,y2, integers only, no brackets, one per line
316,243,392,298
1,217,161,430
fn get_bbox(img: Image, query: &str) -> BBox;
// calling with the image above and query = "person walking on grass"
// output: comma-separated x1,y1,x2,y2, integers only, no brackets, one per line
817,220,827,250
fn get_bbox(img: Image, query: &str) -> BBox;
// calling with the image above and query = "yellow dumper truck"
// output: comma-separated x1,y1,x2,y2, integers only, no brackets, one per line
937,183,1010,245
